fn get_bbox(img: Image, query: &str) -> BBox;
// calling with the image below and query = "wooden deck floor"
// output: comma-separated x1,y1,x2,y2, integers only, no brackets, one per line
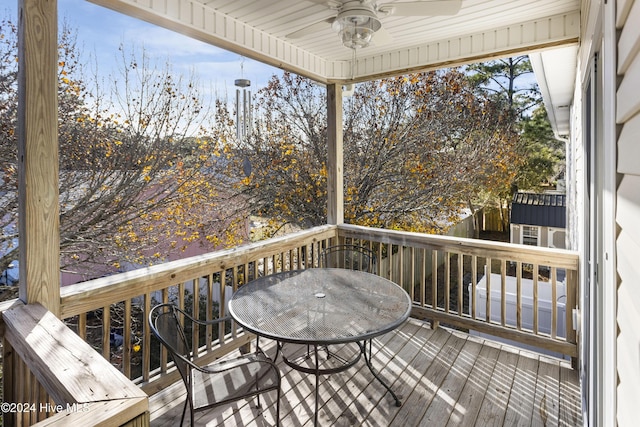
149,318,582,426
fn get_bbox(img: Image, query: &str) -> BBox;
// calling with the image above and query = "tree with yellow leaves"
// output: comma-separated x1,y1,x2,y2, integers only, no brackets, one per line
0,20,246,278
231,70,519,237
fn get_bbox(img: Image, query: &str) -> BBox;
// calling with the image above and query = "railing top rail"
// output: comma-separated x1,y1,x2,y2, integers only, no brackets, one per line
2,302,147,405
60,225,337,318
337,224,580,269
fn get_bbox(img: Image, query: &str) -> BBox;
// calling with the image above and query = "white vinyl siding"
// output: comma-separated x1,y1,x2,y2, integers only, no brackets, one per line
615,0,640,425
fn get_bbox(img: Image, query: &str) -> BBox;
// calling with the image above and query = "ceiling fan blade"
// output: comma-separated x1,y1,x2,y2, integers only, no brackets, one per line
379,1,462,16
286,18,334,38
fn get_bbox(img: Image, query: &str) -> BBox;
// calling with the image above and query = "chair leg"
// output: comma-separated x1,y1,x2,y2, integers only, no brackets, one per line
254,359,262,409
314,344,320,427
275,385,281,427
179,398,188,427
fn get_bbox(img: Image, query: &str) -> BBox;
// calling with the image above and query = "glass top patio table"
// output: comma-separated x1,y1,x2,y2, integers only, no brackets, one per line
228,268,412,346
229,268,411,426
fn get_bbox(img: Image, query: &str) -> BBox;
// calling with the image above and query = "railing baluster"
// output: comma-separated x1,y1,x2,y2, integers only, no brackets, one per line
178,282,185,313
516,261,522,330
551,266,557,339
143,293,151,382
102,304,110,360
471,255,477,319
485,257,492,323
160,288,169,373
192,278,200,354
17,357,25,424
567,269,578,367
387,244,394,280
78,312,86,340
412,246,418,299
207,273,214,350
445,251,450,314
124,298,132,378
225,272,235,344
420,249,426,307
533,263,539,334
457,253,463,315
501,260,507,327
432,250,438,311
567,269,576,343
410,246,416,302
398,244,405,294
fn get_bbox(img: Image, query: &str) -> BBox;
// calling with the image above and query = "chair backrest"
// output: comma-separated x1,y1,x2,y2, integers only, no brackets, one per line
321,244,377,273
149,303,194,385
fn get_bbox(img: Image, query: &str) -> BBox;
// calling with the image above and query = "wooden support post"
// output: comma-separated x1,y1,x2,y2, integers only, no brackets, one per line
327,83,343,225
566,269,579,369
17,0,61,315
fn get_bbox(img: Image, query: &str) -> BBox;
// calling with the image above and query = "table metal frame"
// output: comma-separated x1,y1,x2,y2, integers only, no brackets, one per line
228,268,412,426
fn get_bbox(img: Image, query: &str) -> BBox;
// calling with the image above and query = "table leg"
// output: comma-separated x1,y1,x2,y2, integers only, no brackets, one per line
314,343,319,426
274,340,282,362
361,340,402,407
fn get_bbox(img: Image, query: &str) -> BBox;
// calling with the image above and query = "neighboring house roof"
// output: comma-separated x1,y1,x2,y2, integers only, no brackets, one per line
511,192,566,228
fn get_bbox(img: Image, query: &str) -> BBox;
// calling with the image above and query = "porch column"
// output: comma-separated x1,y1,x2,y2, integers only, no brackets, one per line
327,83,344,225
17,0,61,315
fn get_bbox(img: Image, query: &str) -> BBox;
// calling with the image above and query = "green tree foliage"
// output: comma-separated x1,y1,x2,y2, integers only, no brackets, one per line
467,55,540,118
466,56,566,230
515,105,566,191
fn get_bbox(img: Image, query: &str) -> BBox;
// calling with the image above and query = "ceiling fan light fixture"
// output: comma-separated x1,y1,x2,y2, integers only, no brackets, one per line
333,8,382,49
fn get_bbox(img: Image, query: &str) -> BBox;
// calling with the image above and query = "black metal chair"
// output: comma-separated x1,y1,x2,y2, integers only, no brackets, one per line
320,244,377,273
149,303,281,426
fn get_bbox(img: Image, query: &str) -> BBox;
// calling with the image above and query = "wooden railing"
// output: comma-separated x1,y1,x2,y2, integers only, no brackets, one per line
1,223,580,425
1,302,148,426
58,225,337,394
336,224,580,361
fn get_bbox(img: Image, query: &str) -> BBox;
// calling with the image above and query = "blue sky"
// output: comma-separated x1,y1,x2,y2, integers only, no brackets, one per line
3,0,280,97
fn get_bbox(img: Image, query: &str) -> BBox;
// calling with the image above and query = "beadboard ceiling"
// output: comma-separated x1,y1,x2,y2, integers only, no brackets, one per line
90,0,581,133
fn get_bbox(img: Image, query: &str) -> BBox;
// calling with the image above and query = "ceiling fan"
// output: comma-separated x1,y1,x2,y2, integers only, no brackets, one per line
287,0,463,49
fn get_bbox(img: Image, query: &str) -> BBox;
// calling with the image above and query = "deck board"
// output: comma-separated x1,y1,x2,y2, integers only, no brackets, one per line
149,318,581,426
559,363,582,426
312,329,409,426
447,340,501,427
532,357,560,426
420,336,483,425
474,346,519,426
503,351,539,426
389,329,465,427
357,321,428,426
